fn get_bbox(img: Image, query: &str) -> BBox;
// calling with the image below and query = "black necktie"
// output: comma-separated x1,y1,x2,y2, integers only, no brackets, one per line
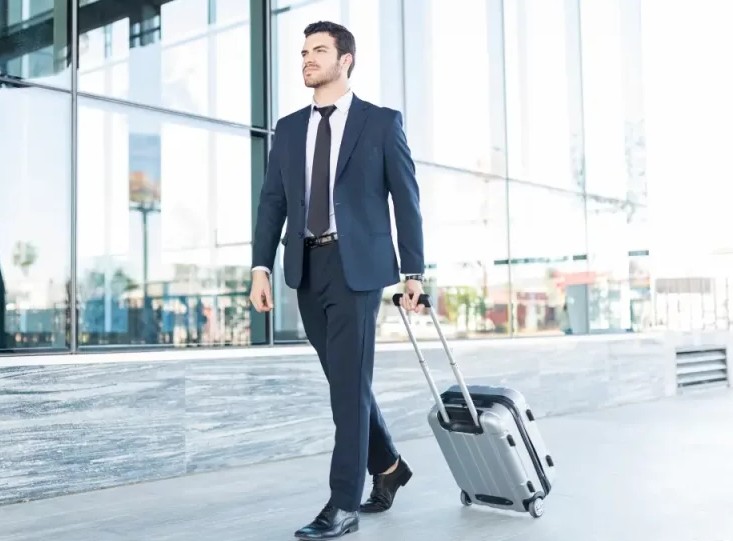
308,105,337,236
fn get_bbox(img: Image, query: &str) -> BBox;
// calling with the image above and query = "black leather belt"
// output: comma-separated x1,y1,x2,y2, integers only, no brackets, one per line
305,232,338,248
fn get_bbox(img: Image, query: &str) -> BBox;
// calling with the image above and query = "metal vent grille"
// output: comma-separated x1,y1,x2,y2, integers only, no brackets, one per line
676,347,729,390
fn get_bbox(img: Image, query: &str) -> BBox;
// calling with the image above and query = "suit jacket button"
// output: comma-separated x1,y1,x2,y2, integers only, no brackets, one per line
298,233,304,239
300,200,305,206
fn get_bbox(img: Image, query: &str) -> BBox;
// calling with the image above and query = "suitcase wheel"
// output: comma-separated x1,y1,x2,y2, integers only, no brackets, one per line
528,496,544,518
460,490,472,506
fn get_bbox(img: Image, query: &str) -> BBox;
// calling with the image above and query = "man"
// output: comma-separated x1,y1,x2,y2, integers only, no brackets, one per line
250,20,425,540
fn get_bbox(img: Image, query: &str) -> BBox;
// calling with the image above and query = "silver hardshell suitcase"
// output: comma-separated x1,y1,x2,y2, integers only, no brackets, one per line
392,293,556,518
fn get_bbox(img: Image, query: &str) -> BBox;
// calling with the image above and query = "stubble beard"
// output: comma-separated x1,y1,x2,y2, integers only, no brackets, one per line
303,62,341,89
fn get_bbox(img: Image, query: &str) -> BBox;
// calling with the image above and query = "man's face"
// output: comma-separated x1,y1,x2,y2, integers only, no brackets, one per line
301,32,346,88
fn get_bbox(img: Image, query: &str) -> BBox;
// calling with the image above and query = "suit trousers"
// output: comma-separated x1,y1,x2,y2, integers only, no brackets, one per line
296,240,399,512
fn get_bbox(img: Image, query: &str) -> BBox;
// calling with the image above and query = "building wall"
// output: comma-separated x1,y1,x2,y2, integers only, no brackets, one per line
0,0,699,357
3,0,733,354
0,332,689,506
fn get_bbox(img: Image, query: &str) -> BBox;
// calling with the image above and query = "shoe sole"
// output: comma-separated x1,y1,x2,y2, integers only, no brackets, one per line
295,522,358,540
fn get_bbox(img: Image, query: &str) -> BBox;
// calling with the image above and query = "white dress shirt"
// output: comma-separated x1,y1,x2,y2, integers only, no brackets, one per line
253,89,353,275
305,89,352,236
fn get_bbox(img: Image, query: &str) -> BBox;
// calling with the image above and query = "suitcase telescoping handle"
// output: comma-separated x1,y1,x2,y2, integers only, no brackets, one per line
392,293,479,427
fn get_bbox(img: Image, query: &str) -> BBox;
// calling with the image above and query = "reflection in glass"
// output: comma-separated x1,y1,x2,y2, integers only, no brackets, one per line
580,0,645,200
585,197,652,333
77,97,253,348
0,84,71,352
503,0,584,191
419,166,510,338
652,258,733,332
402,0,504,174
374,166,510,341
77,0,251,124
507,184,587,335
0,264,5,350
272,243,305,343
0,0,71,87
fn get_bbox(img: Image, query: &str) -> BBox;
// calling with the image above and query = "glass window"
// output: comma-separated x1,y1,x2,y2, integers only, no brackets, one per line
0,0,71,87
417,166,510,339
585,197,639,332
0,84,71,353
77,0,251,125
272,241,305,343
379,166,510,341
271,0,403,123
507,184,587,335
639,0,733,331
627,203,652,332
641,0,733,261
504,0,584,191
580,0,645,200
402,0,505,175
76,96,253,348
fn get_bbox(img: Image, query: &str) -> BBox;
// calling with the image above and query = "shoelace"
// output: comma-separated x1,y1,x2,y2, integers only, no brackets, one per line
314,503,335,525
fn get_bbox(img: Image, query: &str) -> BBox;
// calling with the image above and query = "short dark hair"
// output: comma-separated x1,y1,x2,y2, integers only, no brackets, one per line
304,21,356,77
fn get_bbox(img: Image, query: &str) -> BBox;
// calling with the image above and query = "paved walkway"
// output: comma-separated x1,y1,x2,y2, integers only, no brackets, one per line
1,388,732,541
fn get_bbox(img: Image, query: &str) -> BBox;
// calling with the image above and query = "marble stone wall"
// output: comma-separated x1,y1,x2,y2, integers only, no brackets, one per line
0,332,717,506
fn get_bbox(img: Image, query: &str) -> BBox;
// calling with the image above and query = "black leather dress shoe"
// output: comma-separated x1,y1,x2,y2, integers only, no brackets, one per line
359,456,412,513
294,502,359,540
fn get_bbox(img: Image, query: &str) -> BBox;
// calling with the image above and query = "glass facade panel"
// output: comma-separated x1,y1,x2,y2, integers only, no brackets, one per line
77,0,252,125
402,0,504,174
0,0,71,87
585,197,633,332
580,0,645,201
639,0,733,330
406,166,510,339
11,0,733,355
76,96,253,347
583,193,651,334
642,0,733,258
0,84,71,352
507,184,587,335
504,0,584,191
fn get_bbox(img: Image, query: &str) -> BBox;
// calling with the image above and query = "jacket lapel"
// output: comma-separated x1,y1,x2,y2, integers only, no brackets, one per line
290,105,311,200
335,95,369,182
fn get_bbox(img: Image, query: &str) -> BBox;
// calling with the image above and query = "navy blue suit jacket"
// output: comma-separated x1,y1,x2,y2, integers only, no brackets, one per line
252,95,424,292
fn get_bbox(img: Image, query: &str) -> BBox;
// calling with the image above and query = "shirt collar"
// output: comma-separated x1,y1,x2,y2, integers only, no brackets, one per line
311,89,353,115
